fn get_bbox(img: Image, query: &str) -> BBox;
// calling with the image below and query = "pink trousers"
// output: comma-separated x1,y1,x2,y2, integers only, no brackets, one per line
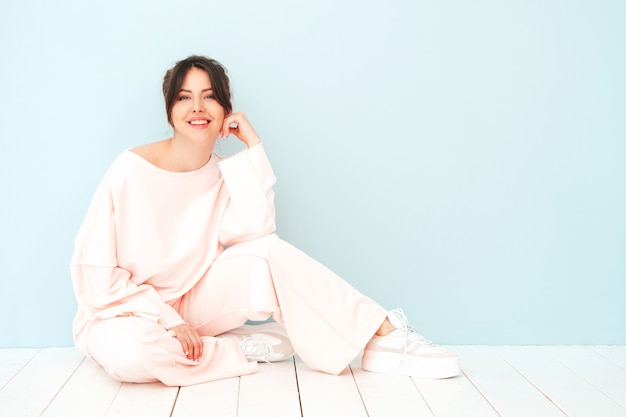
86,234,387,386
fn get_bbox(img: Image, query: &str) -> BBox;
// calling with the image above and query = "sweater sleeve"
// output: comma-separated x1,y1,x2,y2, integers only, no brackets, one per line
70,169,186,330
218,143,277,246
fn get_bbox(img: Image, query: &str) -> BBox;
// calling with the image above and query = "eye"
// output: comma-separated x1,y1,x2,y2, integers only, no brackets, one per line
204,94,214,100
178,95,191,101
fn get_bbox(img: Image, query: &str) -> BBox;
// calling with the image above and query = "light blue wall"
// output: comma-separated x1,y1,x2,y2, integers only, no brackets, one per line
1,0,624,347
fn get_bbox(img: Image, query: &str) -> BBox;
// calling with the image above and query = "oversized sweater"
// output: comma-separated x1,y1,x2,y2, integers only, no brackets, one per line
70,144,276,352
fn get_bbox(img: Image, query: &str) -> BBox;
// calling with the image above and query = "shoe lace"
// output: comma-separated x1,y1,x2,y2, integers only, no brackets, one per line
240,337,273,364
388,308,434,358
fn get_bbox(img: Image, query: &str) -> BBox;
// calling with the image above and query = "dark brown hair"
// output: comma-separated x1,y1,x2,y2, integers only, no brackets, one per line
162,55,232,126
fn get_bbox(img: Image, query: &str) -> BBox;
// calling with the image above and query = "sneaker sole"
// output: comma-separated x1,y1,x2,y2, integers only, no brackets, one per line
226,323,295,362
362,349,461,379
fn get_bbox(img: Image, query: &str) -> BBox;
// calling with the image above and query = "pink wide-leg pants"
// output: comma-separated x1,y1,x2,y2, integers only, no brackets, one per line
86,234,387,386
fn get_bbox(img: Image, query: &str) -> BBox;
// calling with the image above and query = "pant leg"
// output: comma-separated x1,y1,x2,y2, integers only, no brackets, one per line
178,252,281,337
85,316,256,386
179,234,388,375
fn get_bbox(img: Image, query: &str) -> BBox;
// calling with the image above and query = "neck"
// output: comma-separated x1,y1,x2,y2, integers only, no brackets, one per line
165,135,216,172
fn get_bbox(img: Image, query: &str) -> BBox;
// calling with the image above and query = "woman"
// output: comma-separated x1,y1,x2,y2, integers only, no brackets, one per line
70,55,460,386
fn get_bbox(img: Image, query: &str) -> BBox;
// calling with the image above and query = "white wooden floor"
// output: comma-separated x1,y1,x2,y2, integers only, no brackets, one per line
1,346,625,417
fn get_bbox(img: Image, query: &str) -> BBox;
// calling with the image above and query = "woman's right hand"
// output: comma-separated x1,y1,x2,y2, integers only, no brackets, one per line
169,323,203,361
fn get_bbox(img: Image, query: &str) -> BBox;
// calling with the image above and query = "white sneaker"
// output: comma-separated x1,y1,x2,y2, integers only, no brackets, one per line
220,322,295,363
362,309,460,379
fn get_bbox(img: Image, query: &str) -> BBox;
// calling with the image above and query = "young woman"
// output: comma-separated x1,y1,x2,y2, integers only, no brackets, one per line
70,55,460,386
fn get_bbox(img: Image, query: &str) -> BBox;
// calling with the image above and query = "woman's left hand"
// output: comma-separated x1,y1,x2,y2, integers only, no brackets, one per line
169,323,204,362
220,111,261,148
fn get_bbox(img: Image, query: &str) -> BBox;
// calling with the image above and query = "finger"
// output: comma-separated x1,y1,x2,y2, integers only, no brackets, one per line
176,334,190,357
176,330,195,359
224,113,238,126
186,340,195,360
197,340,203,361
222,113,244,137
191,339,201,361
228,126,240,140
186,339,195,360
221,119,230,138
195,334,204,361
187,329,202,361
177,327,200,361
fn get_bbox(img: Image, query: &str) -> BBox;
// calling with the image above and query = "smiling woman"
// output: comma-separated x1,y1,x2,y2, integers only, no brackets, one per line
131,57,256,173
163,56,232,124
69,54,460,387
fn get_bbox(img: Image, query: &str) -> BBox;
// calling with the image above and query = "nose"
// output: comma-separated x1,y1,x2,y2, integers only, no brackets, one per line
192,96,204,112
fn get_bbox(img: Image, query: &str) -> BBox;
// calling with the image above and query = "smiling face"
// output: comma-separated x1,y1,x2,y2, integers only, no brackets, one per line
170,67,225,144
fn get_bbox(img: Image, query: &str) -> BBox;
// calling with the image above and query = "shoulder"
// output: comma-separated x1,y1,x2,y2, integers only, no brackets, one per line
99,144,160,189
129,139,170,168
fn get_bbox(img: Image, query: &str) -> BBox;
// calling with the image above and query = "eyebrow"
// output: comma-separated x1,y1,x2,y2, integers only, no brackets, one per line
179,88,213,93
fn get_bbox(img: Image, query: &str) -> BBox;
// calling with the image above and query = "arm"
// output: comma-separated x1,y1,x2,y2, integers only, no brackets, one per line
71,262,203,361
218,112,277,246
70,170,186,330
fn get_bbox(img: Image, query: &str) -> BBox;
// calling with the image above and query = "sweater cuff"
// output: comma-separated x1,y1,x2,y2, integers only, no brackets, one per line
158,302,186,329
218,143,276,186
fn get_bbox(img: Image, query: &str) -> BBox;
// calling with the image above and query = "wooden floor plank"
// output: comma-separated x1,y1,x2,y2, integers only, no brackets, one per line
453,345,566,417
1,346,624,417
543,346,626,409
496,346,626,417
591,346,626,370
0,347,84,417
41,358,122,417
295,356,367,417
172,376,239,417
350,357,434,417
412,365,500,417
237,359,301,417
105,382,179,417
0,348,40,389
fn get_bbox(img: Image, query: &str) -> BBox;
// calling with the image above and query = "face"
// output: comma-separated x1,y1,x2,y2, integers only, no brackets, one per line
171,67,226,144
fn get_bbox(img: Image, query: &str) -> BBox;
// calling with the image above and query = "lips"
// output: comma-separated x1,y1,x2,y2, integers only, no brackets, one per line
187,117,210,129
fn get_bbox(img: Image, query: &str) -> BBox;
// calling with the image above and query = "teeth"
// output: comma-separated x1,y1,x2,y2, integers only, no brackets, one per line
190,120,208,125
